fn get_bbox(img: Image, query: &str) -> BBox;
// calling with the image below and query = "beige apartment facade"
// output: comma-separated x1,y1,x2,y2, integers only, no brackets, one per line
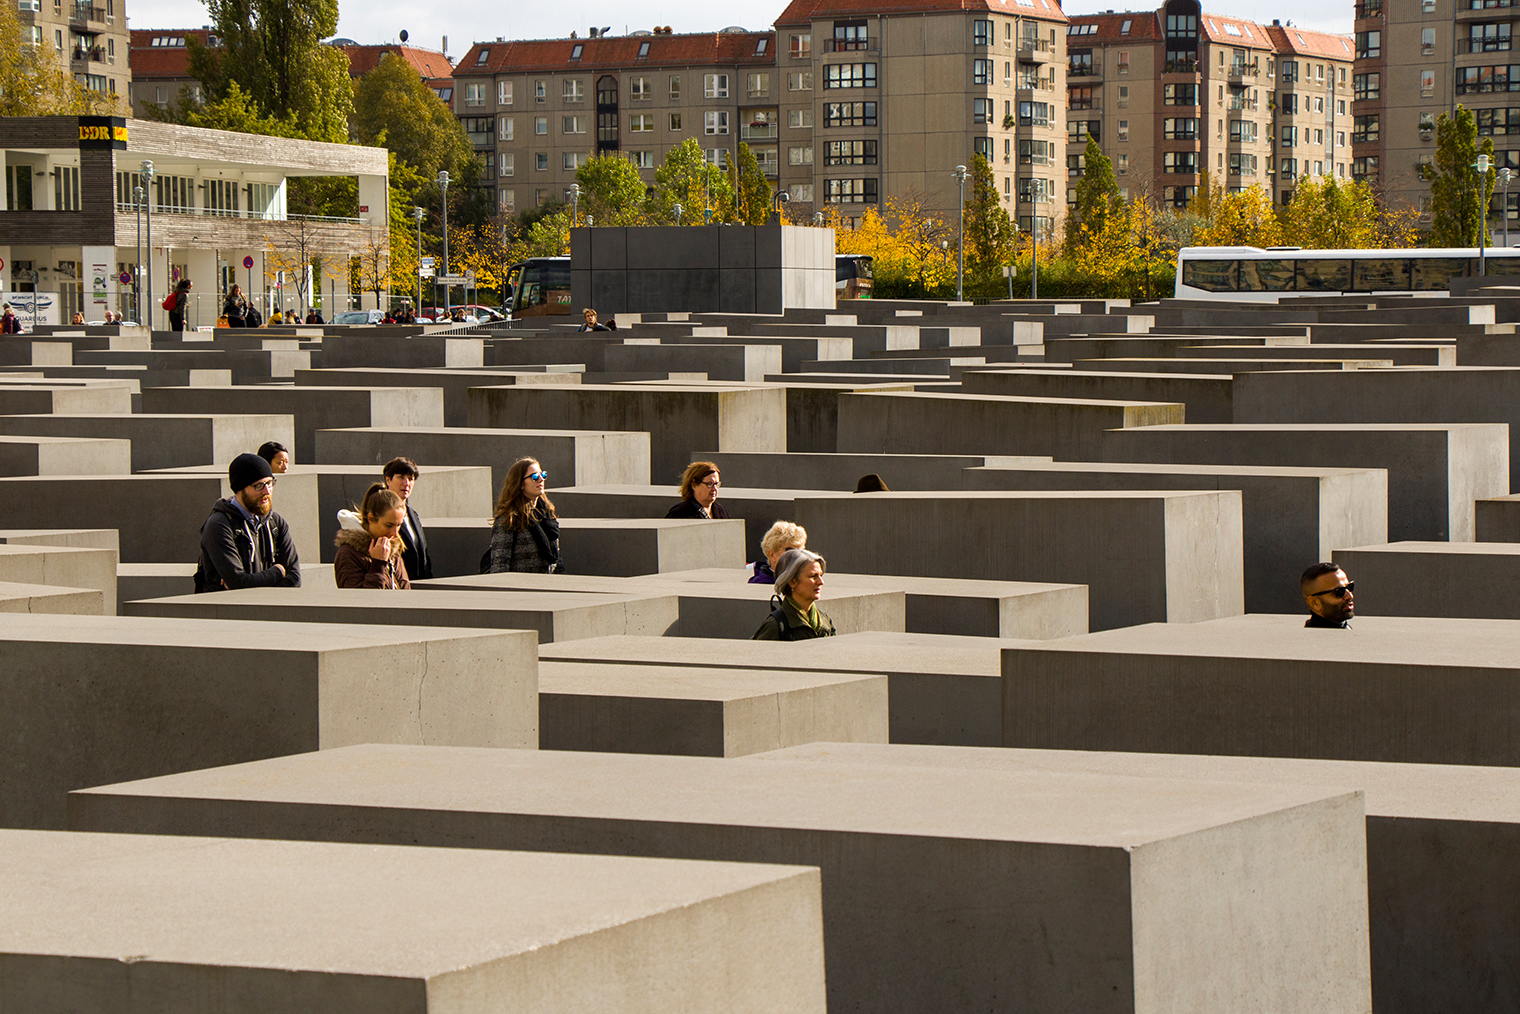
773,0,1069,236
1066,2,1350,212
453,32,778,217
20,0,131,104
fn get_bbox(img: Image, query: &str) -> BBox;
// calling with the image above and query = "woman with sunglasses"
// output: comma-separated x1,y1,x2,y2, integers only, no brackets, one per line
666,461,730,519
487,457,562,573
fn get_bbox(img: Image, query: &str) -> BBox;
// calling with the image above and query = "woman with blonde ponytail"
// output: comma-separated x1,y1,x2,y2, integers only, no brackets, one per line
333,483,411,589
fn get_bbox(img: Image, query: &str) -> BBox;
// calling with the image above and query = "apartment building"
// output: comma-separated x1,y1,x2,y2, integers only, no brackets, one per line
771,0,1068,234
1354,0,1520,227
19,0,131,104
128,33,456,117
452,31,778,216
1065,2,1350,212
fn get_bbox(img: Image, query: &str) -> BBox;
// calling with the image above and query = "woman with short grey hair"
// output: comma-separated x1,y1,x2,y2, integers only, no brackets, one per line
752,548,835,640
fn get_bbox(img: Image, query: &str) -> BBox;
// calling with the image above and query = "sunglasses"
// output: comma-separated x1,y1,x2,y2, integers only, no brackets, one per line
526,471,548,481
1310,582,1354,598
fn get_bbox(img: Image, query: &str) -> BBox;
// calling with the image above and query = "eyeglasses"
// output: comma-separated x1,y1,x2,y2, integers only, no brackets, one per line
1309,582,1354,599
699,478,721,488
526,471,548,481
249,478,276,492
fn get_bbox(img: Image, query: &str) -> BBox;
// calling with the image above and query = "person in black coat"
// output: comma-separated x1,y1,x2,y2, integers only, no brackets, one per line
383,456,432,580
665,460,730,519
223,284,248,327
195,452,301,591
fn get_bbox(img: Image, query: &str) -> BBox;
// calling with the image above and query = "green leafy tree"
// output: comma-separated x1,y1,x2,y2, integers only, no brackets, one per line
1065,138,1123,254
188,0,353,143
178,80,301,136
1280,175,1418,249
575,153,647,227
650,139,735,223
733,142,773,225
1431,105,1496,247
353,53,476,193
0,1,118,115
963,154,1017,294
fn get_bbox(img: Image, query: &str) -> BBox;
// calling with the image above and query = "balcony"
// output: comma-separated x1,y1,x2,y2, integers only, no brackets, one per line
1163,59,1200,75
70,45,104,67
69,3,104,25
1067,62,1101,82
1353,1,1382,17
757,158,779,178
1018,37,1052,61
741,123,778,141
824,38,877,53
1458,37,1513,53
1227,61,1259,81
1228,95,1257,111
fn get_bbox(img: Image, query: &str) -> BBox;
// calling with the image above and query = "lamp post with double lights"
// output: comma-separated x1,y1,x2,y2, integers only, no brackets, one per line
1476,153,1492,276
437,170,450,312
140,160,155,328
568,183,581,225
133,184,144,323
952,164,969,301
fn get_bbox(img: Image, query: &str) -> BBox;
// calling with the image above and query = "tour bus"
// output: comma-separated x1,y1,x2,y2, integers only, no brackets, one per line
1175,245,1520,300
836,254,874,299
506,256,573,318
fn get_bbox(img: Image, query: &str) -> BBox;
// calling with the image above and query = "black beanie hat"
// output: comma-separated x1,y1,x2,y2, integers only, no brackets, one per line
229,452,273,492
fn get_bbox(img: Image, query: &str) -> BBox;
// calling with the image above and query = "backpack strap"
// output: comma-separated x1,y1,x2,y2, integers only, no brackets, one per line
768,593,793,642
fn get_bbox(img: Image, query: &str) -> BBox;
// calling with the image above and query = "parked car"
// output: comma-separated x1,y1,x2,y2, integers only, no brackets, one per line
331,309,386,324
455,304,506,322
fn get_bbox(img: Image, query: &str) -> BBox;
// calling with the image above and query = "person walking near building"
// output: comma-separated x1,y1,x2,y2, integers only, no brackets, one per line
333,483,410,589
223,284,248,328
166,278,192,331
195,452,301,591
383,456,432,580
487,457,561,573
1,304,23,334
752,549,835,640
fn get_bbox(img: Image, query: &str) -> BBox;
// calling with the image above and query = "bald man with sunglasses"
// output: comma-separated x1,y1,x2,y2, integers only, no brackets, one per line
1301,562,1354,628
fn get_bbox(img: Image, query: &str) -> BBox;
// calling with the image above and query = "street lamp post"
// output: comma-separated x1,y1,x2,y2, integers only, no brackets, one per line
1502,168,1515,248
437,171,450,312
412,206,424,315
1030,180,1043,301
1477,153,1491,277
773,190,790,224
133,184,144,323
568,183,581,226
673,202,684,226
952,165,969,302
140,160,155,329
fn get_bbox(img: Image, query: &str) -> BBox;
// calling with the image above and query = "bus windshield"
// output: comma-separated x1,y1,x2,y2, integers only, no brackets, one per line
509,258,572,315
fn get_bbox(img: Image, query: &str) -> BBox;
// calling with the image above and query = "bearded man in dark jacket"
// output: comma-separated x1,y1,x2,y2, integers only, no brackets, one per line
195,452,302,592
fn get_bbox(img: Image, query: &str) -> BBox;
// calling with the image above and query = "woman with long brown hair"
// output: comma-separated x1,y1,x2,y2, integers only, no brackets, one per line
487,457,561,573
333,483,410,589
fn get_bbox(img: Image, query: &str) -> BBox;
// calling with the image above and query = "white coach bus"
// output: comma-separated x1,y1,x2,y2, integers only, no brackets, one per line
1175,245,1520,300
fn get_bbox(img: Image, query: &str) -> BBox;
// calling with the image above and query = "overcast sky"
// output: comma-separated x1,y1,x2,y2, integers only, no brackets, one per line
128,0,1352,58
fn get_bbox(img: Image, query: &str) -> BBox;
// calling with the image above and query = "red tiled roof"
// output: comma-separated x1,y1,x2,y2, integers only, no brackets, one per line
339,44,455,80
1066,12,1161,44
1199,12,1273,47
128,28,209,80
458,32,778,76
777,0,1067,28
1264,23,1354,61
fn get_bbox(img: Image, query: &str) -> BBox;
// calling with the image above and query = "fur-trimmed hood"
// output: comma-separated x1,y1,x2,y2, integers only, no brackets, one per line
334,526,405,556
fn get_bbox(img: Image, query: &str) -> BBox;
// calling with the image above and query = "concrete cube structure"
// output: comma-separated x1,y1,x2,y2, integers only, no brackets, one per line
0,434,131,476
1004,613,1520,766
837,391,1184,460
1476,494,1520,542
69,744,1372,1014
140,386,444,465
315,334,486,369
1330,541,1520,619
702,450,1050,491
0,543,117,616
0,830,826,1014
419,517,747,579
605,342,782,383
962,368,1236,423
539,662,888,756
789,490,1243,630
0,414,295,472
466,384,786,483
1102,422,1509,542
314,426,651,492
965,460,1387,613
136,468,321,573
294,366,581,426
0,579,103,613
0,614,537,828
0,383,131,414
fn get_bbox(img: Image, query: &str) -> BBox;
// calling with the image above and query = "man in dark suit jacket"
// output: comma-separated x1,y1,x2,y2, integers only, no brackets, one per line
384,457,432,580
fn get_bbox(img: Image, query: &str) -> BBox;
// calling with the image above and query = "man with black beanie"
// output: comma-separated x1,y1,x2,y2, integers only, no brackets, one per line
195,452,302,592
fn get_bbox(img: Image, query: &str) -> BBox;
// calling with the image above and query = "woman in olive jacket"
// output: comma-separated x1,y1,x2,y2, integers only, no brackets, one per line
753,549,836,640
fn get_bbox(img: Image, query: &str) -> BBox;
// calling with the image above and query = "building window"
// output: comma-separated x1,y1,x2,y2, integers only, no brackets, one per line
500,188,515,211
789,72,813,90
1163,151,1198,174
1478,108,1520,134
1421,69,1436,96
670,75,681,99
825,63,877,88
703,111,730,135
1421,26,1436,53
1456,65,1520,93
1163,185,1196,207
632,150,654,168
1118,85,1129,108
669,112,683,130
629,113,653,132
1164,83,1198,106
1356,31,1380,58
1069,87,1094,110
748,72,769,96
465,82,485,106
1067,153,1086,178
825,178,878,203
499,80,513,104
1280,92,1298,114
1018,101,1049,127
833,20,869,51
789,109,814,128
825,102,876,127
637,41,650,58
1352,115,1380,142
703,73,729,98
1020,139,1052,165
1068,120,1099,143
563,115,586,133
790,145,814,164
563,79,584,102
1017,177,1052,203
1281,158,1297,179
973,58,992,85
462,116,494,146
570,43,583,60
1282,126,1296,147
791,33,811,57
1353,73,1379,100
973,19,992,46
498,116,513,141
1117,119,1129,141
1163,117,1198,139
1069,49,1093,76
1229,153,1258,176
790,183,814,202
1117,153,1128,174
1118,51,1129,74
501,153,515,176
1352,156,1378,180
973,137,994,158
973,98,992,123
704,148,729,166
536,152,549,170
563,152,585,170
630,76,650,99
1229,120,1257,142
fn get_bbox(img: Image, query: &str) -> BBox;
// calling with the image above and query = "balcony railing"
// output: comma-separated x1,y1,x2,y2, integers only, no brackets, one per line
824,38,876,52
758,160,779,178
1164,59,1200,74
1458,37,1513,52
1354,1,1382,16
1068,61,1099,78
111,203,364,226
1228,61,1259,79
69,3,104,23
71,46,104,62
741,123,778,140
1228,97,1257,111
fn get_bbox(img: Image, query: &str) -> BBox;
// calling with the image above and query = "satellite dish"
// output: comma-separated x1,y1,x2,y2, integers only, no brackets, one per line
399,29,409,42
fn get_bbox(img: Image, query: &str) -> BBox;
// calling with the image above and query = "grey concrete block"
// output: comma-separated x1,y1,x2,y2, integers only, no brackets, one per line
467,384,786,481
314,425,651,492
67,743,1372,1014
117,563,337,611
0,614,537,828
603,343,780,382
704,450,1047,490
415,517,746,579
1103,422,1509,542
294,367,581,426
0,579,103,614
125,586,679,642
1004,613,1520,765
316,334,486,369
962,368,1235,423
790,490,1244,630
0,434,131,476
0,528,119,552
965,461,1387,613
140,386,444,464
1476,494,1520,542
757,741,1520,1014
539,661,888,756
0,414,295,472
0,383,132,414
139,469,322,574
837,390,1184,460
1330,541,1520,619
0,544,117,616
0,830,826,1014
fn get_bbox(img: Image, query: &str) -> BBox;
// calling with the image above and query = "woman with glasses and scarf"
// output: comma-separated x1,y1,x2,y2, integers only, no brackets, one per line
666,461,730,519
487,457,562,573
